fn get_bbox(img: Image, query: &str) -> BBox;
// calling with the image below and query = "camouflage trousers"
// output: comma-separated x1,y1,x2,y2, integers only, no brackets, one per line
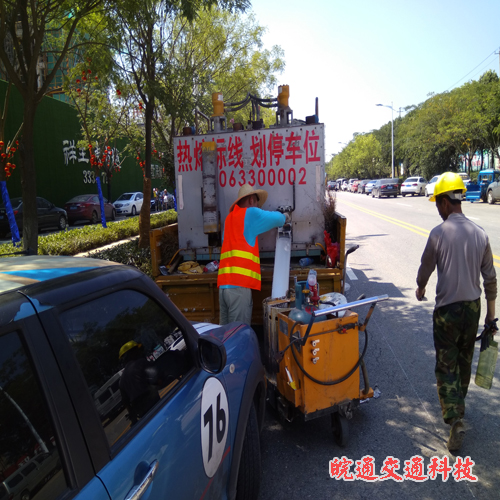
433,299,481,424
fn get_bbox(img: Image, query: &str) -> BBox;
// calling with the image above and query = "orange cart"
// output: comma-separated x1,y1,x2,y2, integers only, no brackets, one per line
265,294,389,446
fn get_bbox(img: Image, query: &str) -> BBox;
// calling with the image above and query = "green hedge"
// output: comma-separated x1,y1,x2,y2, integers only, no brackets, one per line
0,211,177,258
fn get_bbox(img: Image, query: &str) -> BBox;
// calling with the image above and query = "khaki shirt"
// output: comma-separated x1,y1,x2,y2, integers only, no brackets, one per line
417,213,497,308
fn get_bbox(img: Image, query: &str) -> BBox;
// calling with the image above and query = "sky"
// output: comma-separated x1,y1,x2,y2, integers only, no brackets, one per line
248,0,500,158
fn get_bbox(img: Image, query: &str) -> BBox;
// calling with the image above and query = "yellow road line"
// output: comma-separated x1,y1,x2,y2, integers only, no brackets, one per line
341,199,500,268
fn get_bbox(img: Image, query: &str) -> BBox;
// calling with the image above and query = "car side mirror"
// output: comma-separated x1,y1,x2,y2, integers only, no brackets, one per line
198,336,227,374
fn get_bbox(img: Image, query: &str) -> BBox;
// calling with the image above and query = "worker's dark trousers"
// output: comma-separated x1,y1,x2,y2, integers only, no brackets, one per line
432,299,481,424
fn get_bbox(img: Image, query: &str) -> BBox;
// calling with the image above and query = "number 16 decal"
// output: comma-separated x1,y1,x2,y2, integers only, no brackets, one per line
201,377,229,477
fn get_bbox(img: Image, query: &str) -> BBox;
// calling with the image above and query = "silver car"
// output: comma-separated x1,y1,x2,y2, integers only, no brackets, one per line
486,171,500,204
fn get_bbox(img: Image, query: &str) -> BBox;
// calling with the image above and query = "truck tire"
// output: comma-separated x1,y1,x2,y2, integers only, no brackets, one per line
487,191,495,204
235,404,261,500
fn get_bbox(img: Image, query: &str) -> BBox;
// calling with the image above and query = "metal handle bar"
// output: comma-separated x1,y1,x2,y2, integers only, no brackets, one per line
313,294,389,318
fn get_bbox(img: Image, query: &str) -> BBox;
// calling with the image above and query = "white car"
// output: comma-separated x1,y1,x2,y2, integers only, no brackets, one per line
347,178,358,192
458,172,471,185
425,176,440,197
113,192,144,216
401,176,427,196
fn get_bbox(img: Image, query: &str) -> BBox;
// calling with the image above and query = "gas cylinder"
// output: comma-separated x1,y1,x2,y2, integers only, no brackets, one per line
288,271,328,324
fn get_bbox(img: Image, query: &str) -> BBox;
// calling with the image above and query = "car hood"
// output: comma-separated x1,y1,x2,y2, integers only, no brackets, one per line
192,321,249,344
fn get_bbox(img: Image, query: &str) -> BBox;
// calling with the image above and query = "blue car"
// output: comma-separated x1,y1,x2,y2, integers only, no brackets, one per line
0,256,265,500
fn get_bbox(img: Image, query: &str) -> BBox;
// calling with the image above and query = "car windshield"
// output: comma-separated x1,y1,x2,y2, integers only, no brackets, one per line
117,193,134,201
430,176,439,183
405,178,418,182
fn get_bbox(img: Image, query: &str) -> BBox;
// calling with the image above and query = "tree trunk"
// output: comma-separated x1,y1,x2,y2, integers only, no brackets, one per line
20,100,39,255
107,173,112,202
139,99,153,248
138,25,154,249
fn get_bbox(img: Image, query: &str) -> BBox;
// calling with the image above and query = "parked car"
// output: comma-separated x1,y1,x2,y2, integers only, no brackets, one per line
327,180,336,191
486,171,500,204
1,450,61,500
347,179,358,192
364,180,377,195
457,172,471,185
425,175,440,197
356,180,372,194
371,178,400,198
93,369,125,423
351,180,360,193
113,192,143,216
0,196,67,238
64,194,116,225
335,178,346,191
401,177,427,196
341,180,349,191
0,255,265,500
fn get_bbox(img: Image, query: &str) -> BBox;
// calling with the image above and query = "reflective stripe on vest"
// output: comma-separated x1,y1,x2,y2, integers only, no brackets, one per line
217,206,261,290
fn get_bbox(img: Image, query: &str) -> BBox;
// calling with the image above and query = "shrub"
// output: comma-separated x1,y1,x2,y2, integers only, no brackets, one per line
0,210,177,258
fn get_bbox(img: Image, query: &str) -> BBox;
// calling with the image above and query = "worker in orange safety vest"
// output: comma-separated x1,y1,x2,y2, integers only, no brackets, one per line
217,184,286,325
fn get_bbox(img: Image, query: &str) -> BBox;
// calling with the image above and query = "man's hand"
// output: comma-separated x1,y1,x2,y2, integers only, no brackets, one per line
485,317,498,335
415,287,426,301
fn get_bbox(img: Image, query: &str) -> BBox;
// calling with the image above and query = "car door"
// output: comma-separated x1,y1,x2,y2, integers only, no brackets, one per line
52,288,231,500
492,173,500,199
135,193,144,212
36,197,54,229
0,294,110,500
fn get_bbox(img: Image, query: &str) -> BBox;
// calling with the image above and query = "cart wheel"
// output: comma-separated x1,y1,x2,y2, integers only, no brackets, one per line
332,412,349,447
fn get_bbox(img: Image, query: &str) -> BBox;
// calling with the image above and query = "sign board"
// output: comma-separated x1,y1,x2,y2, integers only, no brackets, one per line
174,123,325,258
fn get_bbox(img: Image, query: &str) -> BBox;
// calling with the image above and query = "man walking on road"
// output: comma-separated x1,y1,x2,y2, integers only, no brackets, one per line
415,172,497,452
217,184,286,326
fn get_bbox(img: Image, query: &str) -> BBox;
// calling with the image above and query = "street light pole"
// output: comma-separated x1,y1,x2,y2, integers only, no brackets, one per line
376,102,395,178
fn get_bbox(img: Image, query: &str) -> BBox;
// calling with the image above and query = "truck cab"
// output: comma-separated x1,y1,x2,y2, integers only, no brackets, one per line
465,169,500,203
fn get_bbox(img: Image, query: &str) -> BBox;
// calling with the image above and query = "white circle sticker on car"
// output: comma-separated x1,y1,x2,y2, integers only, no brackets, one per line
201,377,229,478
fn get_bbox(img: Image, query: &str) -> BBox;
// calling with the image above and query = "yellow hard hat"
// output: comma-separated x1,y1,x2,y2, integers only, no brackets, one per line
429,172,467,202
119,340,142,359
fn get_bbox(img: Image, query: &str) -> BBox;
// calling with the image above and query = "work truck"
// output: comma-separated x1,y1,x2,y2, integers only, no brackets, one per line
465,169,500,203
151,87,348,325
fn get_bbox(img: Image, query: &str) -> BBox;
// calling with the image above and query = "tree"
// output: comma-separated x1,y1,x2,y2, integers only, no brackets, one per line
475,71,500,164
149,8,284,186
65,61,130,203
348,134,382,179
398,95,460,180
111,0,249,248
0,0,105,253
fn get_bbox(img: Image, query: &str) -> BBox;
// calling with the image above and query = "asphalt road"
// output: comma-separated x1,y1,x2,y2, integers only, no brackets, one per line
259,191,500,500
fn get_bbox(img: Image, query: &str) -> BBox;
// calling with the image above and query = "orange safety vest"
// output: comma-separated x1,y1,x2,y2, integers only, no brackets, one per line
217,205,261,290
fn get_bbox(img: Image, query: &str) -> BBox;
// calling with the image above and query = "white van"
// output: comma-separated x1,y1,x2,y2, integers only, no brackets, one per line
1,451,60,500
93,369,124,422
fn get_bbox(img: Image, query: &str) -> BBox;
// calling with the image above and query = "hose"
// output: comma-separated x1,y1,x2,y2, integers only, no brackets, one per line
288,320,369,386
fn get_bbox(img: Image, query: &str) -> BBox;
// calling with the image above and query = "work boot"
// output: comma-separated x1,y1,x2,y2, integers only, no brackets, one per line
447,418,465,451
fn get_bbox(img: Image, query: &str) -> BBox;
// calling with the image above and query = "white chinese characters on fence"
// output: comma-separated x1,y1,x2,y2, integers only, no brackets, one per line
63,140,163,183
